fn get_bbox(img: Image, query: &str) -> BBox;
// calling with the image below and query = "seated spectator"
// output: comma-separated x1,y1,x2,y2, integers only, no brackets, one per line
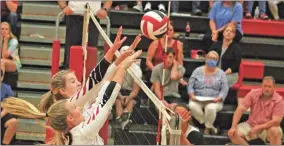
1,0,18,35
143,1,167,13
268,1,284,21
174,103,204,145
146,21,183,81
133,0,143,12
151,48,185,105
228,76,284,145
1,22,21,73
203,1,243,52
209,24,242,87
188,51,229,135
1,69,18,145
115,46,142,130
245,1,269,20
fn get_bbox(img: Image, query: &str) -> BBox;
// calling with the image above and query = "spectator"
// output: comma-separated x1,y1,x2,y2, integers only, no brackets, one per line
144,1,167,13
1,0,18,35
151,48,185,105
188,51,229,135
174,103,204,145
170,1,202,16
115,46,142,130
228,76,284,145
209,24,242,87
133,0,143,12
146,21,183,80
1,69,18,145
203,1,243,52
57,0,112,69
268,1,284,21
1,22,21,73
245,1,269,20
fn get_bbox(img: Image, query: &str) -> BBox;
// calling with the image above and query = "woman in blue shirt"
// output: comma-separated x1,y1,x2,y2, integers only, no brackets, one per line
202,1,243,52
187,51,229,135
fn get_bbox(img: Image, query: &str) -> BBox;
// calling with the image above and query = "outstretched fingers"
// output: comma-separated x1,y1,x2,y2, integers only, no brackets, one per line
129,34,142,51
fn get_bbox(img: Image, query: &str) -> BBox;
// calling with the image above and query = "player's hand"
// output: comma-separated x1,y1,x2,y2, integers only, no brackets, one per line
96,8,107,19
63,6,73,15
120,50,142,69
111,26,127,52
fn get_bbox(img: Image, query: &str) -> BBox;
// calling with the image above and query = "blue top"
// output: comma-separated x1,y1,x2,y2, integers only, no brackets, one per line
209,1,243,34
187,66,229,101
1,83,14,101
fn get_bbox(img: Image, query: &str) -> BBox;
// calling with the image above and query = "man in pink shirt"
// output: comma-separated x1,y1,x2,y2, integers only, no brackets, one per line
228,76,284,145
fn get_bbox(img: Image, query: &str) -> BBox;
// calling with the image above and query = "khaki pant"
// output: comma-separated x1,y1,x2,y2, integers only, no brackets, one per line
237,122,283,142
188,100,223,128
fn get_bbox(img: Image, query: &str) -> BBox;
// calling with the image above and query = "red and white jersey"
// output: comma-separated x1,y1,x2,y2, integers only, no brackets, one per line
70,81,121,145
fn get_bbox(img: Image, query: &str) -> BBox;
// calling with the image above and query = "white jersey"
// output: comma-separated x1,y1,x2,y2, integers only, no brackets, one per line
67,58,119,145
68,1,101,15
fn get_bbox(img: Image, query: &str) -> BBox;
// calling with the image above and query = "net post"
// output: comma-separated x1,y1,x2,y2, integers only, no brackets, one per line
169,114,182,145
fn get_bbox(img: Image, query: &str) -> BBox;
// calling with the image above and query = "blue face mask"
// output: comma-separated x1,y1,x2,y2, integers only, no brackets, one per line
207,59,218,68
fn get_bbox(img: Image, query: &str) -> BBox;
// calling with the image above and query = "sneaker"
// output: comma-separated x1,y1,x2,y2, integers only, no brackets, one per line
121,119,132,130
193,9,202,16
133,4,143,12
144,2,151,12
114,5,120,11
245,12,253,19
116,116,122,123
158,4,166,13
120,112,130,122
260,13,269,20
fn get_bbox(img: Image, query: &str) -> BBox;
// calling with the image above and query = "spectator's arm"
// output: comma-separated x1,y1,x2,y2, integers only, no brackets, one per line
187,69,198,96
208,2,218,32
57,1,67,10
6,1,18,13
146,40,158,70
129,82,140,99
218,71,229,101
231,104,247,128
177,41,184,66
230,44,242,73
102,0,112,11
170,61,182,80
153,82,162,100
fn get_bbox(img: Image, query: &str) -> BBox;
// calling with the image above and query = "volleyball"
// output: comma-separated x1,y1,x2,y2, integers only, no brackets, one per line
140,10,169,40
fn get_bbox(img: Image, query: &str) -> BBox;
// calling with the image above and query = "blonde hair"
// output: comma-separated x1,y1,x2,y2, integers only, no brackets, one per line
1,97,71,145
206,50,219,60
224,23,237,34
1,22,16,39
39,70,73,113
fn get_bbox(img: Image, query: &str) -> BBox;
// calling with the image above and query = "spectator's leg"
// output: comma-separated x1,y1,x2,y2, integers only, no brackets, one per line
202,30,213,53
258,1,269,20
268,1,280,20
192,1,202,16
171,1,179,13
188,100,205,124
133,0,143,12
204,102,223,132
88,17,99,47
228,122,250,145
227,73,239,87
266,126,282,145
246,1,254,13
64,16,83,69
2,118,18,145
125,100,136,114
115,99,123,122
7,12,18,36
1,59,17,72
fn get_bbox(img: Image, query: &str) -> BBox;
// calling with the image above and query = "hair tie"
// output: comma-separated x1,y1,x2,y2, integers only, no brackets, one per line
46,113,49,117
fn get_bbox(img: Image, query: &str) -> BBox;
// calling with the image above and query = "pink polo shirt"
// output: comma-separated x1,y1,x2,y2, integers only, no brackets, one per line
242,88,284,127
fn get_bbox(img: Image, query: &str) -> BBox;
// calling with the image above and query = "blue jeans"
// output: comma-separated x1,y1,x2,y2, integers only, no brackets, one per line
192,1,201,13
2,12,18,35
171,1,179,12
246,1,266,14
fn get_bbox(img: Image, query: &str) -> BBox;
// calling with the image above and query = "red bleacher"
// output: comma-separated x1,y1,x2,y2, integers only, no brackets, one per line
242,19,284,37
236,61,284,98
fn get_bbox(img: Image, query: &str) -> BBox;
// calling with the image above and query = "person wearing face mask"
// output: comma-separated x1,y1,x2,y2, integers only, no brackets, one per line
187,51,229,135
209,24,242,87
228,76,284,145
